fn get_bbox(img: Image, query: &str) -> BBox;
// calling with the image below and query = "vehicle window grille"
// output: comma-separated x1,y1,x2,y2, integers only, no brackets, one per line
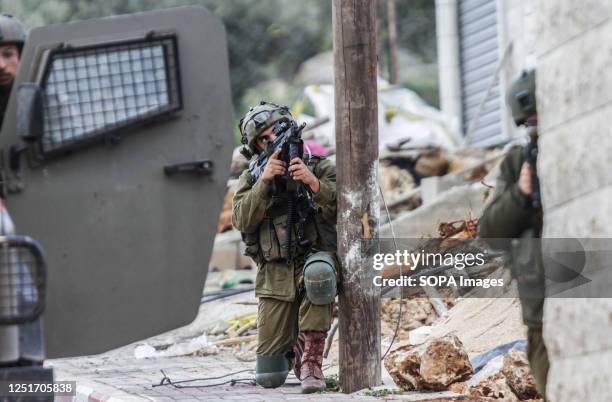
0,239,46,325
40,35,181,155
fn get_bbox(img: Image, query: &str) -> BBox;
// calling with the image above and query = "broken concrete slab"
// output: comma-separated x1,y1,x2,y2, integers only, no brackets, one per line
380,182,488,239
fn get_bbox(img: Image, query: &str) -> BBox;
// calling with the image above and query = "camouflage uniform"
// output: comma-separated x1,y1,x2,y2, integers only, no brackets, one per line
479,145,549,397
232,156,337,354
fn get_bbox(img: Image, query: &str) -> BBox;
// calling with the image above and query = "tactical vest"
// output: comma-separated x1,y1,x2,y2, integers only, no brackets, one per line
241,156,337,265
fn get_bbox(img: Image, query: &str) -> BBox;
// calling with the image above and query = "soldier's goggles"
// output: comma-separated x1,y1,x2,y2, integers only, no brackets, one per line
249,110,272,131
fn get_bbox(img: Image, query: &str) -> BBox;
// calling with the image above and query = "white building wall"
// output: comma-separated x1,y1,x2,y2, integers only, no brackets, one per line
496,0,537,140
435,0,462,135
535,1,612,401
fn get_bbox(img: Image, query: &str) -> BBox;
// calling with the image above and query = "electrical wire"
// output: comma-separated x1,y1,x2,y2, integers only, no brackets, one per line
153,364,335,389
154,369,256,389
378,183,402,361
200,286,255,304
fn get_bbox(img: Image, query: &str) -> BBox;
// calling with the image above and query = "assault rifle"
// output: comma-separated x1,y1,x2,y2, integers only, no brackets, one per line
248,120,316,263
248,120,306,181
524,125,540,209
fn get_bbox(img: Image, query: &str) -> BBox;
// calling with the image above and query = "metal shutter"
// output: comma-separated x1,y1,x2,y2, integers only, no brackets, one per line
458,0,505,146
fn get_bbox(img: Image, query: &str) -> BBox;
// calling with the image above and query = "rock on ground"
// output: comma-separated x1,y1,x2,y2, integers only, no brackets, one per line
385,335,473,391
468,372,519,402
502,349,541,400
381,298,439,336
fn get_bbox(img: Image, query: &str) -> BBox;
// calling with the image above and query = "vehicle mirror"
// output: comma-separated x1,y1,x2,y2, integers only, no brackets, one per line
16,83,44,143
0,235,47,325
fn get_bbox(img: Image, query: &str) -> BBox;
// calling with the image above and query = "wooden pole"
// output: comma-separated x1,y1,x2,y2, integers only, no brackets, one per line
387,0,399,84
332,0,381,393
376,0,385,76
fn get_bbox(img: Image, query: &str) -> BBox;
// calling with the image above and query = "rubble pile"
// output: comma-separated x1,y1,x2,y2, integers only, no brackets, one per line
379,161,417,205
414,149,450,177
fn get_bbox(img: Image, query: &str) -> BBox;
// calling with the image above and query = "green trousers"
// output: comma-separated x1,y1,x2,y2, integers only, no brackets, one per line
527,326,549,399
256,253,336,356
257,294,333,356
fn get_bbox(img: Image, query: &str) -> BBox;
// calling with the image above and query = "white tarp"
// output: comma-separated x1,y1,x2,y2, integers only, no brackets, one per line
297,78,461,153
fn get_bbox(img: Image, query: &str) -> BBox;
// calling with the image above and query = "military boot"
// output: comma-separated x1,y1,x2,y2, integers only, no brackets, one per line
300,331,326,393
292,332,305,379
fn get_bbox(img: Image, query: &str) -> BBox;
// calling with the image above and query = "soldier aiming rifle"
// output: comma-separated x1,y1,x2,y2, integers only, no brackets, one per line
233,101,338,393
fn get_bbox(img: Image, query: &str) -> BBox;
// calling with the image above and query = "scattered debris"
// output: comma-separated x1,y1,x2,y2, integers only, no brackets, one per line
225,313,257,337
415,150,450,177
134,334,217,359
379,161,416,205
384,335,473,391
212,334,257,347
438,218,479,240
468,372,518,402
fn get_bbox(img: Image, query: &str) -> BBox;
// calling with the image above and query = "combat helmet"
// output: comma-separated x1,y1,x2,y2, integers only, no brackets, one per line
239,101,293,158
506,69,536,126
0,14,27,52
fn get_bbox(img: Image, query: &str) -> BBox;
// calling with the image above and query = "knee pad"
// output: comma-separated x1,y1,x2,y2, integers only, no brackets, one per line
304,252,337,305
255,354,289,388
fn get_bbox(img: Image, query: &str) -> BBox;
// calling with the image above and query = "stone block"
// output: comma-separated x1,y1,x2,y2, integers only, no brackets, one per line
535,2,612,56
380,182,486,239
546,350,612,402
543,298,612,360
538,104,612,208
537,20,612,131
543,187,612,237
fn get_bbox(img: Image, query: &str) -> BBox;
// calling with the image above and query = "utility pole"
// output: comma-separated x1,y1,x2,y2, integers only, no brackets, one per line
376,0,385,75
332,0,381,393
387,0,399,84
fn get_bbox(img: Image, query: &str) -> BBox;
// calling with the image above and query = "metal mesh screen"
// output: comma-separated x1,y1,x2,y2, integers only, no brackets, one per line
0,240,45,325
41,36,181,154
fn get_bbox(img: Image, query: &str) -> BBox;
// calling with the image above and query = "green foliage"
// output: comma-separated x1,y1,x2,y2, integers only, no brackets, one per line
363,388,403,397
324,374,340,392
402,79,440,108
1,0,437,115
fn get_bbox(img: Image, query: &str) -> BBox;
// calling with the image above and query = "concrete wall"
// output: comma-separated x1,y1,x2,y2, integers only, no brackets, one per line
496,0,537,140
535,2,612,401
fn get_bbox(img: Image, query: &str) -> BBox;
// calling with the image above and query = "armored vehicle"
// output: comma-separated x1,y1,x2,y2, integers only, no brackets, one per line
0,7,233,394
